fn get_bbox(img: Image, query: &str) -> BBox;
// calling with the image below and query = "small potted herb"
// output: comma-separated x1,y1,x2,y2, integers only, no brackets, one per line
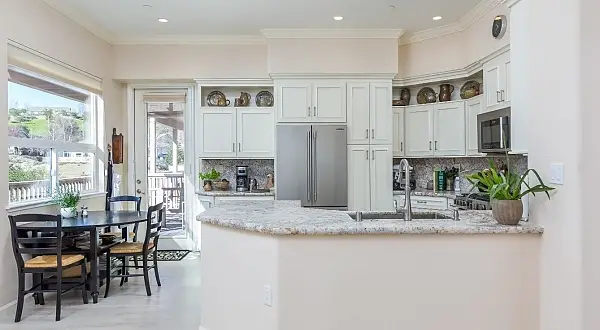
199,168,221,191
52,190,81,218
466,159,555,225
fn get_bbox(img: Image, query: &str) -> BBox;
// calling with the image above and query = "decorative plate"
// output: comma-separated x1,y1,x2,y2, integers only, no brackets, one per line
207,91,229,107
417,87,437,104
255,91,274,107
460,80,481,99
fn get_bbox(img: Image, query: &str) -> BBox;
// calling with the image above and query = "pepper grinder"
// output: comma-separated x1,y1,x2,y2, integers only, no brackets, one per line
81,206,88,218
250,178,258,191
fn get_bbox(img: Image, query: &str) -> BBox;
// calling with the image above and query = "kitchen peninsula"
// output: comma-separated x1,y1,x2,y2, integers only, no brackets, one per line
197,201,541,330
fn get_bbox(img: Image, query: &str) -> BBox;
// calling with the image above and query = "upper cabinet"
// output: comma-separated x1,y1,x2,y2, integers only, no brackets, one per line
392,107,405,157
483,51,511,112
404,102,466,157
197,107,275,159
347,81,392,145
276,79,346,123
465,95,484,156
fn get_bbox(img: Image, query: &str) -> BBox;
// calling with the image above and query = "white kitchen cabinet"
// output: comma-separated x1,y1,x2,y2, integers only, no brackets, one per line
369,145,393,211
198,108,274,159
347,82,393,145
392,107,405,157
347,145,393,211
466,95,484,156
347,145,371,211
197,108,237,158
393,195,449,210
483,51,511,112
405,105,434,157
236,108,275,158
433,102,466,156
276,80,346,123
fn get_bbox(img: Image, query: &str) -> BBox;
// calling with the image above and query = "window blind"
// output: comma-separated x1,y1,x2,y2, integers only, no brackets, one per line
7,40,103,95
8,67,90,103
142,93,187,104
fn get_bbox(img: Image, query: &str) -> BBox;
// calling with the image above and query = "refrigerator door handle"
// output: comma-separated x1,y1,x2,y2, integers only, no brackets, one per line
307,131,311,202
313,131,317,201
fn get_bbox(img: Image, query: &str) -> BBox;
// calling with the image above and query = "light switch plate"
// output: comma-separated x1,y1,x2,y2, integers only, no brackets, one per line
549,163,564,185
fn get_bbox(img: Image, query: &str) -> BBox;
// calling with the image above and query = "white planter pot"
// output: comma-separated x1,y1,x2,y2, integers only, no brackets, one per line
491,199,523,225
60,208,77,218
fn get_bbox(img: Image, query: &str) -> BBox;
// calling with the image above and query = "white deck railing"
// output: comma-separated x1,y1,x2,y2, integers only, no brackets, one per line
9,176,93,203
148,173,184,212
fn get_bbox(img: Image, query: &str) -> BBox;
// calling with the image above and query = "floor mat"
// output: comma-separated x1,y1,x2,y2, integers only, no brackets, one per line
131,250,191,262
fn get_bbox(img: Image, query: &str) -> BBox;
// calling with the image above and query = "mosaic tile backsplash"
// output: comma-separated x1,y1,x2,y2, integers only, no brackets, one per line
201,159,274,189
393,156,528,192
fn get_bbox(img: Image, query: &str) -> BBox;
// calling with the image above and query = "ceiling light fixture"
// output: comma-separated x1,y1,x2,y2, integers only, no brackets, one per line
432,16,442,20
333,16,343,21
158,18,169,23
143,4,152,9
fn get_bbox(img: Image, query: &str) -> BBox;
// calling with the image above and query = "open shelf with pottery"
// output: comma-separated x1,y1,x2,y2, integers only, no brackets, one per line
198,85,275,108
392,71,483,107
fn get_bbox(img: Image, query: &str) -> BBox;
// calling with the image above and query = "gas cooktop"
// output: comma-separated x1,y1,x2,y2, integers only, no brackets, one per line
454,193,491,210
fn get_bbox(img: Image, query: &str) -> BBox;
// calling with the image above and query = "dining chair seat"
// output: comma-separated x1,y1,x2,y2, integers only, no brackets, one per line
62,262,91,278
110,242,154,254
24,255,85,269
104,231,136,240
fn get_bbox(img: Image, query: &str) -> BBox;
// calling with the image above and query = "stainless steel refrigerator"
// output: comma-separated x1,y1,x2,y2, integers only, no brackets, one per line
276,125,347,208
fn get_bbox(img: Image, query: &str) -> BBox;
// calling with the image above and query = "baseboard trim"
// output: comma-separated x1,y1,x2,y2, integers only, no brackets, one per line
0,295,33,312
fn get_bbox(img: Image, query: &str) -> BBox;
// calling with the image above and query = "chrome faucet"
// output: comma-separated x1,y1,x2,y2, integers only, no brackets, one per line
399,159,412,221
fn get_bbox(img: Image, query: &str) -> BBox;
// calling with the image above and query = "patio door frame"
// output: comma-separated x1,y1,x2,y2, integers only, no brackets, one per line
127,84,195,251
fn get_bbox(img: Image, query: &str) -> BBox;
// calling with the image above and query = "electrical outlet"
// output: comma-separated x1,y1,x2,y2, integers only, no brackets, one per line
263,285,272,307
550,163,564,185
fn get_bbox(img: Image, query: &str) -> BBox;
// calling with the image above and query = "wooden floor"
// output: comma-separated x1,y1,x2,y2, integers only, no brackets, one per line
0,253,202,330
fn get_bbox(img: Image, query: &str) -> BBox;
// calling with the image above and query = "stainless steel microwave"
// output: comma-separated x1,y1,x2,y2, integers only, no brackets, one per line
477,107,511,154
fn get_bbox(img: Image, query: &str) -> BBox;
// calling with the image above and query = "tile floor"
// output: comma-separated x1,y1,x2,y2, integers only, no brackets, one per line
0,253,202,330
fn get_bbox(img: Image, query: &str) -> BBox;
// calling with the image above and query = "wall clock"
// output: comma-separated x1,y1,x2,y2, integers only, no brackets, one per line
492,15,507,39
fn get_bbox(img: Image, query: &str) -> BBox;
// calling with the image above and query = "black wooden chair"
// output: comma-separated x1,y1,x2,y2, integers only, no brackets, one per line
9,214,88,322
104,202,163,298
105,195,142,241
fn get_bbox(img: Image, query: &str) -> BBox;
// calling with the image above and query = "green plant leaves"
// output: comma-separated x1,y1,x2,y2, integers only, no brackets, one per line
199,168,221,181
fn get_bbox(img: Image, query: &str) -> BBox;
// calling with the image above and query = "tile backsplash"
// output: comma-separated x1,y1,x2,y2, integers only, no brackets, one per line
201,159,274,188
393,156,528,192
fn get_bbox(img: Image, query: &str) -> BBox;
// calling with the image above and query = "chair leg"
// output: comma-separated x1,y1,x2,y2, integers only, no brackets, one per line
39,276,45,305
133,255,139,269
119,257,126,286
81,262,89,304
15,271,25,323
33,274,39,305
55,273,62,321
142,253,151,296
104,254,111,298
153,250,161,287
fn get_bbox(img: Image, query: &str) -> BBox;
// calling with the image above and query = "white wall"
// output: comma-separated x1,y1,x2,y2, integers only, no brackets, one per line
398,2,511,78
0,0,118,307
268,38,398,74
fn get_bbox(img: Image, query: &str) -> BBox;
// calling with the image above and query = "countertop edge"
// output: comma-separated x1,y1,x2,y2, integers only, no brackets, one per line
196,190,275,197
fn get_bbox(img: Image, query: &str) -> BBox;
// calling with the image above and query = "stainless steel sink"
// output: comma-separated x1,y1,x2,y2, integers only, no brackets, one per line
349,211,452,221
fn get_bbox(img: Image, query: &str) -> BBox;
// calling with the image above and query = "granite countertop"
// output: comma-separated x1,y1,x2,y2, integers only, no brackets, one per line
196,200,543,236
196,189,275,197
393,188,458,199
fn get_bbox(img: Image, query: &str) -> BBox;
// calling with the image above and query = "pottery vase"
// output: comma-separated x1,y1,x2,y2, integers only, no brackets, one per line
60,207,77,218
491,199,523,225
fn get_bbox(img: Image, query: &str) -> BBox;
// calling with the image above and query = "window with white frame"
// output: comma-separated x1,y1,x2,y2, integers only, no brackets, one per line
8,66,102,204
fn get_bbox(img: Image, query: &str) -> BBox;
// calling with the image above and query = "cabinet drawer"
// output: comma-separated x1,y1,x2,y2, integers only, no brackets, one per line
394,195,448,210
214,196,275,205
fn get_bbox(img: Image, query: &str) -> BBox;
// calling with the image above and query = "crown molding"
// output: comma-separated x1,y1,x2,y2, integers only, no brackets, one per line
393,44,509,86
270,73,397,79
399,0,502,45
112,35,266,45
42,0,116,44
261,29,404,39
194,78,273,86
501,0,523,8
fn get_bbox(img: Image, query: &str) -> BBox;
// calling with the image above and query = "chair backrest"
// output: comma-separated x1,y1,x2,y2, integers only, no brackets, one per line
144,203,164,251
8,214,63,270
107,195,142,212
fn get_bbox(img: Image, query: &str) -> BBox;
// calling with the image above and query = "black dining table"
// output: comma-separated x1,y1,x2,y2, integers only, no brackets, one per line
18,211,148,303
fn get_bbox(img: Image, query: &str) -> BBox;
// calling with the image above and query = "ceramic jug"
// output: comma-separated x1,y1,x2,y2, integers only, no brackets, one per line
439,84,455,102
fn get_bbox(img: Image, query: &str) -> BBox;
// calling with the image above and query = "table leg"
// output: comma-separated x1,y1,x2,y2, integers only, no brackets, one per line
89,226,99,303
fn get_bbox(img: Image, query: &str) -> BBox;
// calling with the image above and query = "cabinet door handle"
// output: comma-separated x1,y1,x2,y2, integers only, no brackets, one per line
238,142,241,152
435,141,438,150
496,91,500,103
417,201,427,204
371,129,375,138
313,106,316,116
366,129,369,139
232,143,235,152
307,106,310,116
400,142,403,152
372,150,375,160
429,141,432,150
366,150,369,160
501,90,505,101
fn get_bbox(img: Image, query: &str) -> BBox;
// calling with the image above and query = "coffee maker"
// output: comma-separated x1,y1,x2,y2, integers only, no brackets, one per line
393,164,416,191
236,165,249,192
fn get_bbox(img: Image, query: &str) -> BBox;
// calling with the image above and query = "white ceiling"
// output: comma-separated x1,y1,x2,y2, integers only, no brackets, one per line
43,0,484,44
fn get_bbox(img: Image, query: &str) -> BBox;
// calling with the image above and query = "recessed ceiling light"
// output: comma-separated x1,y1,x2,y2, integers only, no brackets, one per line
432,16,443,21
143,4,152,9
158,18,169,23
333,16,343,21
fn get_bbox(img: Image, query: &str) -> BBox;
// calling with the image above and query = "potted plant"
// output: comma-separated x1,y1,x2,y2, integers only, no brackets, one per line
466,159,555,225
52,190,81,218
199,168,221,191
